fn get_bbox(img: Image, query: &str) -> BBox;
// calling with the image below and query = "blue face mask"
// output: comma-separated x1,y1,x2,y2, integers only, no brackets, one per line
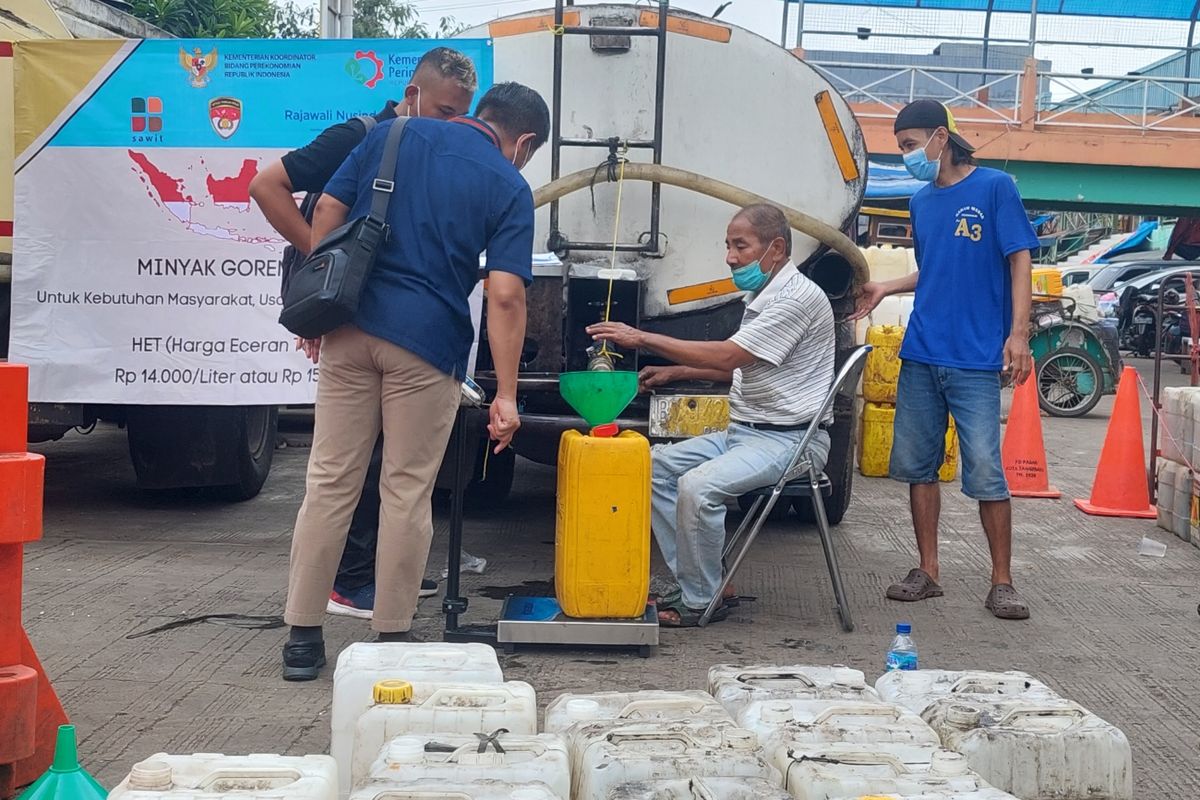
903,134,946,182
730,239,780,293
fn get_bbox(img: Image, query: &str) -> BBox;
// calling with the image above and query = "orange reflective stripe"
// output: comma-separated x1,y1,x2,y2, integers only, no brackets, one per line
815,90,860,184
638,11,731,43
667,278,738,306
489,11,580,38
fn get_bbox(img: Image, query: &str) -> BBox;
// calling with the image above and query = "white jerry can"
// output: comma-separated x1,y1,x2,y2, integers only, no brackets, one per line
345,681,538,792
1157,458,1179,534
737,700,940,751
108,754,338,799
707,665,879,719
1161,387,1186,464
331,643,505,798
359,733,570,800
349,781,557,800
608,777,794,799
874,669,1055,716
544,690,732,733
923,699,1134,800
771,745,1014,800
572,721,779,800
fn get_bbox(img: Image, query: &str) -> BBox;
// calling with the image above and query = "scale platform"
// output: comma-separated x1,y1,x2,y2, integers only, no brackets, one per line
497,596,658,657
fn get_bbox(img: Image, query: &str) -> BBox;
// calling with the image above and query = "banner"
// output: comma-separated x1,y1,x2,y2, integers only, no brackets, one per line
10,38,494,404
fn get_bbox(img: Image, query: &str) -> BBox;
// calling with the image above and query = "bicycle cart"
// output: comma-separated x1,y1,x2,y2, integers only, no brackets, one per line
1029,294,1122,417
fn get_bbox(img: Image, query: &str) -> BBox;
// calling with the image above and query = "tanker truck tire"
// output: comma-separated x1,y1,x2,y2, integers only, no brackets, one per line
126,405,278,501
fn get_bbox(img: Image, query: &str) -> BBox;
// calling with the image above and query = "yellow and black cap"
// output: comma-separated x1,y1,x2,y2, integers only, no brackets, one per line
894,99,975,153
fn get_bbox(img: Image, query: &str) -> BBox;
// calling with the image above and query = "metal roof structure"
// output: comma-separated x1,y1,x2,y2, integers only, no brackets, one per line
796,1,1199,22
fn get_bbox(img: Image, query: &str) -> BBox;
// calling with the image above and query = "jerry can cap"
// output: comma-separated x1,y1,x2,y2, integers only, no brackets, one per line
373,679,414,704
590,423,619,437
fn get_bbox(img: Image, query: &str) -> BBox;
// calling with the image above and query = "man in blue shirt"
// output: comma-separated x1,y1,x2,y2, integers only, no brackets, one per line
281,82,549,680
854,100,1038,621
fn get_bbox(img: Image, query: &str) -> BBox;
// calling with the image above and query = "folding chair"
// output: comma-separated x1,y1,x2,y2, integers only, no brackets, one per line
699,344,873,632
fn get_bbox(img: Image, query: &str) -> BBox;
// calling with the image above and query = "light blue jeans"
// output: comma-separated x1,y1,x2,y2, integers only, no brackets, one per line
651,422,831,609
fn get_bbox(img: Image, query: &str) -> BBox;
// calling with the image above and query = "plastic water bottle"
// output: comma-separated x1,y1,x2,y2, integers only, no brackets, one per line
886,622,918,671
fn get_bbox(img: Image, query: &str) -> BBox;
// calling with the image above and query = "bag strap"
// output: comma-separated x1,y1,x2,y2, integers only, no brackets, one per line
356,114,378,135
368,117,409,224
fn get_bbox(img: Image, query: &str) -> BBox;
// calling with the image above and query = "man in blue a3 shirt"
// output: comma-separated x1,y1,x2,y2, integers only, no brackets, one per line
854,100,1038,621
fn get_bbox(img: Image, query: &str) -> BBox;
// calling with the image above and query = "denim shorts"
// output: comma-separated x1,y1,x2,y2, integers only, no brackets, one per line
888,360,1010,501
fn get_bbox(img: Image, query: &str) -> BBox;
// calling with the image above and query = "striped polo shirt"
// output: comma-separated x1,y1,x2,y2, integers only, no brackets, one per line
728,262,836,427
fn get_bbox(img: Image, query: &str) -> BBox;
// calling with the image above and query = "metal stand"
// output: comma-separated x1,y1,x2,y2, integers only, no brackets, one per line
441,406,498,644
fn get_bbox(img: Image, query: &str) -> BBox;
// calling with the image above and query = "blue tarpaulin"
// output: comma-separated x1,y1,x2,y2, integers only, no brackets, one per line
1096,220,1159,263
800,1,1198,21
865,161,924,200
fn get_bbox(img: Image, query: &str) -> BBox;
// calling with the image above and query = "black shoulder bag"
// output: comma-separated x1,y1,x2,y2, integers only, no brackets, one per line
278,117,408,339
278,114,379,301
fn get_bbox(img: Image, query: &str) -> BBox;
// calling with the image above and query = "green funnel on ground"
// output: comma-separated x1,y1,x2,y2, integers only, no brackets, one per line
18,726,106,800
560,370,638,427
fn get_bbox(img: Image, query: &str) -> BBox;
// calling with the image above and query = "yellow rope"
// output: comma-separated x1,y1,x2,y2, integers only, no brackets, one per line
598,147,629,359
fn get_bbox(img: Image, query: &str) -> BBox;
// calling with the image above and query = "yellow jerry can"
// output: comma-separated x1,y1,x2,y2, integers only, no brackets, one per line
555,426,651,619
859,402,958,483
1031,267,1063,297
863,325,905,404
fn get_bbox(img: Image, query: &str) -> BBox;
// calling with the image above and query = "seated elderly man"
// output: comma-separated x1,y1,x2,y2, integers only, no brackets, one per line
587,203,836,627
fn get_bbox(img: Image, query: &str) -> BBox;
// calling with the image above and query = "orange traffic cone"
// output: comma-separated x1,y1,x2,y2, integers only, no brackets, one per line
1002,363,1061,498
1074,366,1156,518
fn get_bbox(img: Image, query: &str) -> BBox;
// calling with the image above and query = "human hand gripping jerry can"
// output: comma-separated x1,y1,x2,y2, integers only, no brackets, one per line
556,371,651,619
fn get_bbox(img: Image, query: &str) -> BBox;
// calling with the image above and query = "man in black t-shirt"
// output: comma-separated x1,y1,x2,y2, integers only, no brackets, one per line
250,46,477,620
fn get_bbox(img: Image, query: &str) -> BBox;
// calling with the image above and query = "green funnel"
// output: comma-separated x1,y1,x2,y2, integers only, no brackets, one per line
18,726,106,800
560,370,638,427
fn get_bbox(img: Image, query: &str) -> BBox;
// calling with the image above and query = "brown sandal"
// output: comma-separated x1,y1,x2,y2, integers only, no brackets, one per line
985,583,1030,620
886,568,944,602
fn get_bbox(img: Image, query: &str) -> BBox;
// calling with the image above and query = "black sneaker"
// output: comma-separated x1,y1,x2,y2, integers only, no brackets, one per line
419,579,439,598
282,640,326,682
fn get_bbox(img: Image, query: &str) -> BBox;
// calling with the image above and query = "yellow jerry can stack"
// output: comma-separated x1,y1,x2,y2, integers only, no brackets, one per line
859,324,958,482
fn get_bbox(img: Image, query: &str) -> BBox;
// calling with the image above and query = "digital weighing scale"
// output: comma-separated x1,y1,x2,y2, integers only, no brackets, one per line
497,596,658,656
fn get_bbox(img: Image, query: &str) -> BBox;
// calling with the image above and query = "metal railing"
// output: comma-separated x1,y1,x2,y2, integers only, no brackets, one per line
809,61,1024,125
1037,72,1200,133
807,57,1200,135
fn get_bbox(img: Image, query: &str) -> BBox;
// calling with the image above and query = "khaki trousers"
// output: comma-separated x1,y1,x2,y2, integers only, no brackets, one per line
284,325,459,632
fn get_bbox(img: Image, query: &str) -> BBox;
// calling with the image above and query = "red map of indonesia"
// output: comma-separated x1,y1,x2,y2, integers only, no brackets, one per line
128,150,281,244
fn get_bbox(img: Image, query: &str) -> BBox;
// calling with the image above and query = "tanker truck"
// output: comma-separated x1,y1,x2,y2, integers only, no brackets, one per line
452,2,868,522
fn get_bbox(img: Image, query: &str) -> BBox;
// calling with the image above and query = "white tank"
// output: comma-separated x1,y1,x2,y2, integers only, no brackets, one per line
572,721,779,800
345,682,539,793
1172,463,1193,540
108,753,337,799
1189,388,1200,470
331,643,505,798
349,781,557,800
1157,458,1179,534
544,690,732,733
737,700,940,751
459,5,865,321
1161,387,1186,464
359,733,569,800
874,670,1055,716
770,745,1013,800
708,665,879,719
922,699,1133,800
607,777,794,799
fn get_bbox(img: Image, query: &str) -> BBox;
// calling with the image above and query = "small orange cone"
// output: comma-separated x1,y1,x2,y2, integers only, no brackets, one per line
1002,363,1061,498
1075,366,1156,518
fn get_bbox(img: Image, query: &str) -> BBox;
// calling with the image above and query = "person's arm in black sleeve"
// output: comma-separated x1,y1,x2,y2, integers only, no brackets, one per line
249,120,367,255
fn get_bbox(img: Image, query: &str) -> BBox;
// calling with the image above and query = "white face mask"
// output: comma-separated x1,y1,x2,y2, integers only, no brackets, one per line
512,136,531,169
403,86,421,118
